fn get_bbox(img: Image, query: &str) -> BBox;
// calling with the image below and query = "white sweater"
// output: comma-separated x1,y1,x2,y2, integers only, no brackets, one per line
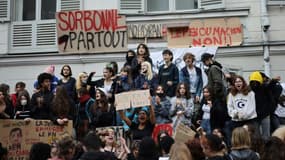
227,91,257,121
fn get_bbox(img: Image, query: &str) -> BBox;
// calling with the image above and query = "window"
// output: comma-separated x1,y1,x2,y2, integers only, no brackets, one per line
267,0,285,5
146,0,197,12
13,0,57,21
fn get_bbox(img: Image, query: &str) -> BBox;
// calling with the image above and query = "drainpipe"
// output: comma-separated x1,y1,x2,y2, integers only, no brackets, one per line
260,0,271,77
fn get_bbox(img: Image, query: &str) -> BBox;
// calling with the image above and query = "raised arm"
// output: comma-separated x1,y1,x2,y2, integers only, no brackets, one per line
119,110,132,127
149,97,156,124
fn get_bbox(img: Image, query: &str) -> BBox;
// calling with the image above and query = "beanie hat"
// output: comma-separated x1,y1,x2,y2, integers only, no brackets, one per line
44,65,55,75
249,71,263,84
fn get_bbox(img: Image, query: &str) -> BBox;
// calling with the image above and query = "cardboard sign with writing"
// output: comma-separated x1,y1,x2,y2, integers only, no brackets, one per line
115,90,150,111
167,18,243,47
174,123,196,143
0,120,73,160
56,9,128,53
128,24,163,38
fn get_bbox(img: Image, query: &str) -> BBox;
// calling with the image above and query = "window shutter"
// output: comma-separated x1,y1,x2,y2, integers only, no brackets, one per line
36,22,56,46
199,0,225,10
0,0,10,22
60,0,81,11
12,24,33,47
119,0,144,14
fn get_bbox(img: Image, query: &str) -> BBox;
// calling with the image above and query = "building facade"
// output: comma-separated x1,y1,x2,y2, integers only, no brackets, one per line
0,0,285,92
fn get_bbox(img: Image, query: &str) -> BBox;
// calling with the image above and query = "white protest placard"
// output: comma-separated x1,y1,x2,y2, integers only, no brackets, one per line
115,90,150,111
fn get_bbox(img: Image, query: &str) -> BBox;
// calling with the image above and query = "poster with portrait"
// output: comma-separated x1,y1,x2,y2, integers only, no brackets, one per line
0,120,73,160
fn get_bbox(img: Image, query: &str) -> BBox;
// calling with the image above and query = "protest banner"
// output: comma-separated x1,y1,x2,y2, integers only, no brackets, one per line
167,18,243,47
128,23,163,38
56,9,128,53
173,123,196,143
0,120,73,160
115,89,150,111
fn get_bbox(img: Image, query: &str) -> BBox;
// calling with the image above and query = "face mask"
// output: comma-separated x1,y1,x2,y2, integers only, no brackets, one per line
127,56,134,62
82,79,87,84
156,93,164,98
21,100,27,106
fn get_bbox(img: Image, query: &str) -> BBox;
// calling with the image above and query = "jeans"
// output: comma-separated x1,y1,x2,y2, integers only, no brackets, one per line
201,119,211,134
259,116,270,140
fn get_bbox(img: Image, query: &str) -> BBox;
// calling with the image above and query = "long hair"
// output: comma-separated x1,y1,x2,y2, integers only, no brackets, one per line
120,66,133,85
231,127,251,150
230,75,250,96
52,86,70,116
141,61,153,81
136,43,150,57
176,82,191,99
15,89,30,107
93,89,109,112
76,72,90,91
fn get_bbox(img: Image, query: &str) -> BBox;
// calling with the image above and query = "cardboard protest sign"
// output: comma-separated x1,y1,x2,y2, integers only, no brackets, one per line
56,9,128,53
167,18,243,47
128,23,163,38
115,90,150,111
174,123,196,143
0,120,73,160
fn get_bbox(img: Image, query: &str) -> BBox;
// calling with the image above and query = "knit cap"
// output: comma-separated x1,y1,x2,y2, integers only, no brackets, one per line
249,71,263,84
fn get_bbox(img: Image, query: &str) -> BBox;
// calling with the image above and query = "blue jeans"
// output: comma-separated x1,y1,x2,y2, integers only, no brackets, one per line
259,116,270,140
201,119,211,134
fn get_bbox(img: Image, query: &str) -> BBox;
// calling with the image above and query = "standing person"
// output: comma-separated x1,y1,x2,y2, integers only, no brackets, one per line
152,85,172,124
30,73,54,119
119,98,156,141
74,87,95,141
14,90,31,119
124,50,136,68
249,71,282,139
227,76,258,130
170,82,194,130
179,53,203,124
76,72,90,91
10,81,26,108
34,65,59,93
50,86,75,126
228,127,259,160
201,53,229,132
113,66,133,94
90,88,115,128
87,66,116,102
0,85,13,118
199,87,212,134
58,65,77,102
131,43,153,80
158,49,179,98
134,61,158,96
